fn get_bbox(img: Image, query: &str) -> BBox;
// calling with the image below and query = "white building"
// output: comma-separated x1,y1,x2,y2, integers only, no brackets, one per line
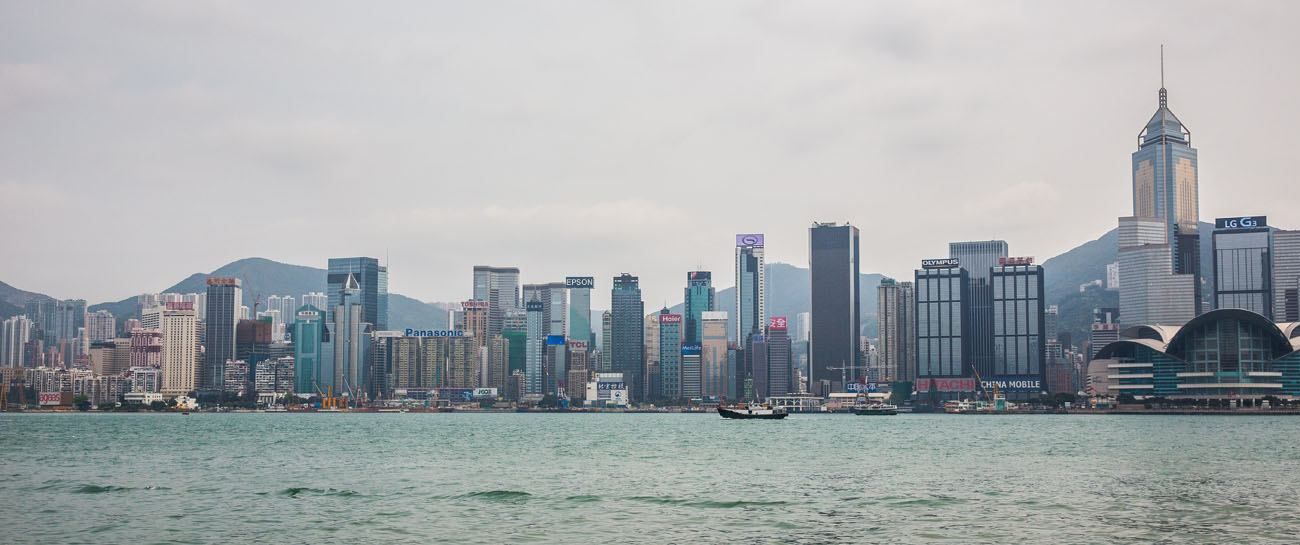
2,315,33,367
145,303,199,397
585,372,629,407
1117,216,1197,326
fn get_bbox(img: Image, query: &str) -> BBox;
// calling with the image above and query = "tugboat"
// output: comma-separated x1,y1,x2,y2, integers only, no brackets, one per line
853,403,898,416
717,403,788,420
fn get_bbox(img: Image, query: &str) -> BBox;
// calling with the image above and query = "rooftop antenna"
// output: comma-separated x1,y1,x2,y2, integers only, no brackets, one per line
1159,44,1167,108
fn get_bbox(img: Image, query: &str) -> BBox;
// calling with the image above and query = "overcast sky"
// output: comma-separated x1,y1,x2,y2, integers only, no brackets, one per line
3,1,1298,308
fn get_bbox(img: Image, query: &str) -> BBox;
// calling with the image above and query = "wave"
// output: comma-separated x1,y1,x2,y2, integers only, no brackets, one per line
279,487,361,498
627,496,787,508
460,490,532,501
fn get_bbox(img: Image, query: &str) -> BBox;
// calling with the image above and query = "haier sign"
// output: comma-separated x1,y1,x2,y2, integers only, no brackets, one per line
1215,216,1267,230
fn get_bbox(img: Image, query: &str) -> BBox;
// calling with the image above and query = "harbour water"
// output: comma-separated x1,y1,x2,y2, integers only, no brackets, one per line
3,413,1298,544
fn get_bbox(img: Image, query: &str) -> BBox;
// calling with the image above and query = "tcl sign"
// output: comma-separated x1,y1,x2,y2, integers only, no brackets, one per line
1216,216,1267,230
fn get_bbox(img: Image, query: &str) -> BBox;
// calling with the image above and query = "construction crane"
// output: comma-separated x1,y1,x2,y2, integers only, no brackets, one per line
314,382,343,410
825,360,859,390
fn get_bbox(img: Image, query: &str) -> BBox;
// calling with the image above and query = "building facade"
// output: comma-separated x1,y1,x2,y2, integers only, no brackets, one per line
328,257,389,330
292,304,327,394
735,234,766,344
1212,216,1271,316
683,271,715,345
990,263,1046,399
473,266,521,339
700,311,729,398
610,274,645,402
808,223,860,393
1273,230,1300,322
203,277,242,393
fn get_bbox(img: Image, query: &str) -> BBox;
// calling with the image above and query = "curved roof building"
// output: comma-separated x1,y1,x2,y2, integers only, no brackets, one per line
1096,309,1300,399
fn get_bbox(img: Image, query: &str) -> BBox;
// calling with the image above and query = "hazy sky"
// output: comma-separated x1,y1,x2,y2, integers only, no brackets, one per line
3,1,1298,308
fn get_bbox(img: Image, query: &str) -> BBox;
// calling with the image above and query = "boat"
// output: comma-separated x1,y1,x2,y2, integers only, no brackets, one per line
853,403,898,416
717,403,788,420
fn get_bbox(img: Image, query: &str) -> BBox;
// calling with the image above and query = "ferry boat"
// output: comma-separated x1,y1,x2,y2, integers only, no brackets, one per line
853,403,898,416
717,403,788,420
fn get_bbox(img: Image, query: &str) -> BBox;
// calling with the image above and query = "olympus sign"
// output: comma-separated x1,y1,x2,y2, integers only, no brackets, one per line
1215,216,1267,230
921,258,960,269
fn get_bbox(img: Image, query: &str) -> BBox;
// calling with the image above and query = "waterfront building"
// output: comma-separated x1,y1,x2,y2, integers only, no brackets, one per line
473,266,521,338
949,240,1008,383
681,345,702,399
254,356,295,394
523,282,568,394
809,223,860,394
763,317,793,398
877,278,916,383
566,276,594,347
700,311,729,398
292,305,327,394
486,336,510,392
1273,230,1300,322
610,274,645,402
328,257,388,330
203,277,242,393
1096,308,1300,401
658,312,683,400
991,261,1047,400
735,234,766,344
1,315,33,367
1118,216,1198,325
525,300,545,395
128,328,162,368
332,273,371,399
585,372,629,407
683,271,715,345
915,260,970,398
1212,216,1271,315
149,302,198,397
128,366,162,393
745,333,767,401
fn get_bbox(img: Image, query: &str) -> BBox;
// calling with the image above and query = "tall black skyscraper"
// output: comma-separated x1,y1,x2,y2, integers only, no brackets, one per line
203,277,242,393
808,222,860,394
327,257,388,330
610,274,645,402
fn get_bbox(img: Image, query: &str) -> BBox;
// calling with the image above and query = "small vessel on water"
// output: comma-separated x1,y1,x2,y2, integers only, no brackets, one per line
853,403,898,416
717,403,788,420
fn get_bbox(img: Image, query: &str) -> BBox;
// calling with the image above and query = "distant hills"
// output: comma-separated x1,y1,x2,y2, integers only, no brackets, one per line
1,228,1146,346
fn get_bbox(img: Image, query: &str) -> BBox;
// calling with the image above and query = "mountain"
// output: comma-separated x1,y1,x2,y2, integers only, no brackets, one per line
80,257,450,331
0,280,48,319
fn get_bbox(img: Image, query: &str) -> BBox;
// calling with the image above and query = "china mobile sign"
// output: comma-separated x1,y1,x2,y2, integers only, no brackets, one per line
981,376,1043,392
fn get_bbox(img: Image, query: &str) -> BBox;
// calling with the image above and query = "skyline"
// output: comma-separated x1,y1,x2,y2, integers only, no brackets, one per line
4,2,1300,309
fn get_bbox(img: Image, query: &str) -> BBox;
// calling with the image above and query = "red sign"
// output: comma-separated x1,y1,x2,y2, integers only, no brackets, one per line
915,378,977,393
461,300,490,310
568,341,588,351
206,277,240,286
165,302,194,311
659,314,682,324
768,316,788,330
998,256,1035,266
39,392,66,406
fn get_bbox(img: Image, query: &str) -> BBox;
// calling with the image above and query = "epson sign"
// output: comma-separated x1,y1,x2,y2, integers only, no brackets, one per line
565,276,595,289
1215,216,1267,230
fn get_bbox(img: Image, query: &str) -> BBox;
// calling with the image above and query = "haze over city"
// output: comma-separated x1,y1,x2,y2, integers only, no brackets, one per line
3,1,1300,308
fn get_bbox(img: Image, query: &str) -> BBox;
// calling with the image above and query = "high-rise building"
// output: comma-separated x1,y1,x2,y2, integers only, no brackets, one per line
949,240,1008,380
610,274,645,402
1273,230,1300,322
658,312,683,400
473,266,521,339
915,260,970,386
328,257,388,331
1132,69,1199,275
128,329,162,369
332,273,371,398
644,309,661,400
1118,216,1198,325
1089,308,1120,360
25,298,86,347
734,234,766,344
85,310,116,342
680,345,702,400
1212,216,1272,316
808,222,860,393
2,315,34,367
683,271,715,345
461,300,490,348
876,278,916,383
700,311,729,398
566,277,594,347
149,302,198,397
763,317,793,398
524,282,568,394
486,336,510,392
301,292,327,311
203,277,242,393
600,310,612,372
293,304,327,394
524,300,545,395
991,262,1046,399
1106,262,1121,290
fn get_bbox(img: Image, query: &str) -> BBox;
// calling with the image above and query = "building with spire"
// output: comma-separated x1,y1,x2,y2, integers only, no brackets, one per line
683,271,715,345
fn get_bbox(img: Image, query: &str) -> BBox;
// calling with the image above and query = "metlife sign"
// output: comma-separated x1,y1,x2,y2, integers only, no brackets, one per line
565,276,595,289
1215,216,1267,230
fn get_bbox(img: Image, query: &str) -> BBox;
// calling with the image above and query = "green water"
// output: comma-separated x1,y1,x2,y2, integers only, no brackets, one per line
2,413,1297,544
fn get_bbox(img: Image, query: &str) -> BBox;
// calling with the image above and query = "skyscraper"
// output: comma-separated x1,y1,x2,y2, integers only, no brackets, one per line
1118,216,1197,324
658,312,683,400
203,277,241,393
1212,216,1272,315
1132,65,1199,275
461,300,490,348
600,310,612,372
523,282,568,394
566,276,594,346
292,304,327,394
1,315,33,367
644,309,661,399
734,235,766,344
949,240,1008,380
524,300,545,395
150,302,198,397
808,222,860,393
1273,230,1300,322
302,292,328,311
763,317,793,398
610,274,645,402
683,271,715,345
473,266,521,339
85,310,116,342
328,257,389,331
991,261,1046,400
700,311,729,398
680,345,702,400
877,278,915,383
332,273,370,398
915,260,970,393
